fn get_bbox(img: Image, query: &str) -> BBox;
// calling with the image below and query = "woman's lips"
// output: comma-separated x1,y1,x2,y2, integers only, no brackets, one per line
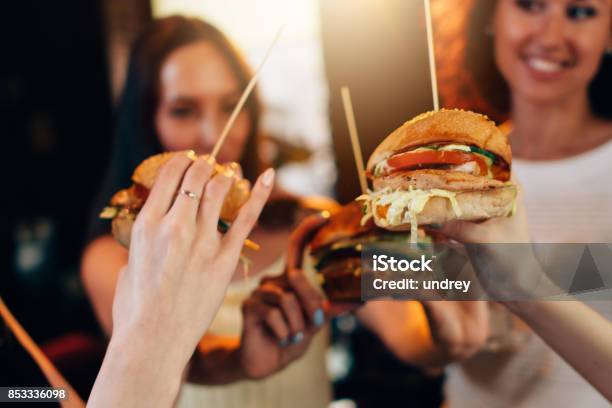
521,55,573,81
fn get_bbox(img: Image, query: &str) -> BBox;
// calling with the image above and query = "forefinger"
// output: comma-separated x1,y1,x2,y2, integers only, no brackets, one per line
140,153,194,219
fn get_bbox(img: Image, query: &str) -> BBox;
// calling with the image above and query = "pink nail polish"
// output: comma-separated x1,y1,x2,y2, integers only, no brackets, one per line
261,168,275,187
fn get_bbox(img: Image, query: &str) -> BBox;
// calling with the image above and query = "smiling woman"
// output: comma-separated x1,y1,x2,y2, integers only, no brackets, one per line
492,0,611,109
435,0,612,123
429,0,612,407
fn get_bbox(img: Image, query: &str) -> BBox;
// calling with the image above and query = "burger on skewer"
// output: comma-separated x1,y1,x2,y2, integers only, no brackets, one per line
361,109,517,242
99,151,255,250
308,201,440,302
308,109,516,302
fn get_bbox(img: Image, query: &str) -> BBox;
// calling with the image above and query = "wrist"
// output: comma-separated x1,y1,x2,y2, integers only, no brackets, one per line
90,331,187,407
109,327,191,379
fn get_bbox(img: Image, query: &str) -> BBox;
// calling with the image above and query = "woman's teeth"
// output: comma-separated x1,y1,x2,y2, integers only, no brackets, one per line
526,57,564,73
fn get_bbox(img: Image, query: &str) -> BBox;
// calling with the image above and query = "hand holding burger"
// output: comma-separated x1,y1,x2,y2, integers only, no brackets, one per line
89,153,275,407
100,150,252,249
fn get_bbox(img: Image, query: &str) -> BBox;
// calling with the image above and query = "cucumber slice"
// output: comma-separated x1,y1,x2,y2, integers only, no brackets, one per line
469,146,497,162
218,219,230,233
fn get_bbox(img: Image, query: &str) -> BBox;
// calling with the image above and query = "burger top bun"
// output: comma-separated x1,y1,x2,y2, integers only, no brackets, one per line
130,150,250,221
366,109,512,173
132,151,196,189
309,201,375,254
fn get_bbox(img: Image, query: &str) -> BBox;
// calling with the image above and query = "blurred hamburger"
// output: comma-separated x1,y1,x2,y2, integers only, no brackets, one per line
361,109,517,240
100,151,251,248
309,201,437,302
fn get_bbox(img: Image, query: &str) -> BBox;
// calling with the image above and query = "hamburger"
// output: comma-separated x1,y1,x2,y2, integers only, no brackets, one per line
361,109,517,241
309,201,438,302
100,151,252,248
309,109,516,301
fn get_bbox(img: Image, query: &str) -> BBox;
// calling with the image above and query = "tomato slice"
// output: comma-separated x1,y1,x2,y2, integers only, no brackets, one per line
386,150,488,175
133,183,150,200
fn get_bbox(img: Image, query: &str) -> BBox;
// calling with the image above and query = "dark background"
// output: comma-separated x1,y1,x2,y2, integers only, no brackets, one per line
0,0,111,327
320,0,435,203
1,0,116,396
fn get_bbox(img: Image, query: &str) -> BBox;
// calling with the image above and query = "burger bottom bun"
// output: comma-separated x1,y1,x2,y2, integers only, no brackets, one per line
373,185,517,231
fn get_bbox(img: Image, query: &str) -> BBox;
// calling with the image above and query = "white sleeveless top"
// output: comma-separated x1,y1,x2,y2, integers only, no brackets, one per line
445,139,612,407
177,257,331,408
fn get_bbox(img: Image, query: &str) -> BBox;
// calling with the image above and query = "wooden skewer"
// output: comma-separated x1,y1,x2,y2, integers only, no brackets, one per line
340,86,368,194
0,296,84,407
210,25,285,159
423,0,439,111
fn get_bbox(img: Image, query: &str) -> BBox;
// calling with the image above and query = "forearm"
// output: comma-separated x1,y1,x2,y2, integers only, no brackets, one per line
186,336,247,385
507,300,612,402
89,332,188,408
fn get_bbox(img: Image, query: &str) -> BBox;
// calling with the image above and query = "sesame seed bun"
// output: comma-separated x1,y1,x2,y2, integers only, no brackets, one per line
366,109,512,173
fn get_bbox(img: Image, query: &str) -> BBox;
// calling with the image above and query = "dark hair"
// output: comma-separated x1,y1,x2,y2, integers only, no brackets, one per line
87,16,262,241
436,0,612,122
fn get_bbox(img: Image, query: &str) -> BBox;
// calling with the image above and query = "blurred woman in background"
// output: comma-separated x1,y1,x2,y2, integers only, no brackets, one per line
300,0,611,406
420,0,612,406
81,16,334,408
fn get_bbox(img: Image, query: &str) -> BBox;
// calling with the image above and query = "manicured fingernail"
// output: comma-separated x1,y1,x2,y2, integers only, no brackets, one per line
279,337,290,348
313,308,325,327
292,332,304,344
260,168,275,187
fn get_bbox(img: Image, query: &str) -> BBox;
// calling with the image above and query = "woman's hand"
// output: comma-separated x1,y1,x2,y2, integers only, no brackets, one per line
439,185,548,299
240,278,325,379
237,213,338,380
420,301,489,362
286,213,331,317
89,154,274,407
113,154,274,358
